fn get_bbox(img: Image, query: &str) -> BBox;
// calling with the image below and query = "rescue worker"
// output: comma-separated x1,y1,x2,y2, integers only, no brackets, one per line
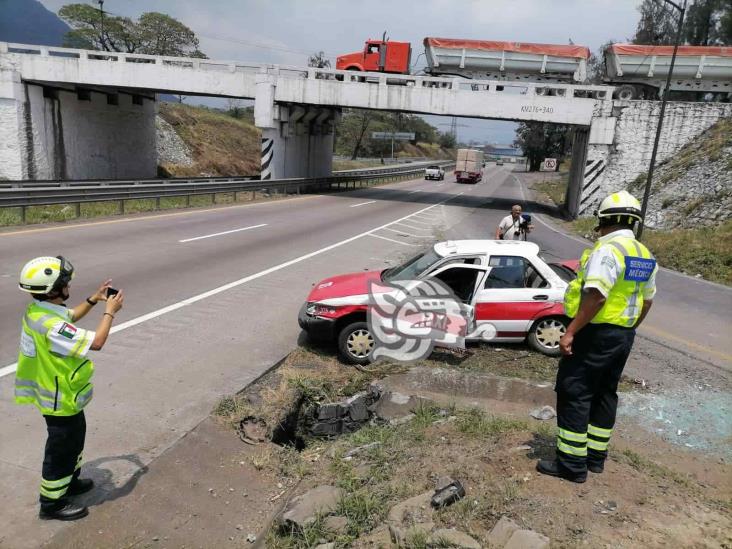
15,256,124,520
536,191,656,483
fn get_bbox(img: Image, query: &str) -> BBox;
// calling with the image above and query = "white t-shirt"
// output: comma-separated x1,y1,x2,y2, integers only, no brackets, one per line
498,214,524,240
583,229,657,300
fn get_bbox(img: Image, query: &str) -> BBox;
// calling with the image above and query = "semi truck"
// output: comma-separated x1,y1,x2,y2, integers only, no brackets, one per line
336,37,732,101
454,149,483,184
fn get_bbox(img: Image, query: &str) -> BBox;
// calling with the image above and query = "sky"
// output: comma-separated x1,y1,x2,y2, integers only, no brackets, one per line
39,0,642,144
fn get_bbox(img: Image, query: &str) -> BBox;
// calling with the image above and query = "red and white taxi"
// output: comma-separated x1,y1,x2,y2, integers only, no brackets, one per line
298,240,578,364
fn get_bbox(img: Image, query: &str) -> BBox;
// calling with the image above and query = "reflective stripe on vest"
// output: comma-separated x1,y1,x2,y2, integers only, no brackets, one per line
563,235,655,327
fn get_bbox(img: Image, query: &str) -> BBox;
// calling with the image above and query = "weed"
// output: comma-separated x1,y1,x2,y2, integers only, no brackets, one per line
661,196,675,209
338,490,388,537
456,408,529,438
269,515,330,549
213,395,253,423
412,403,442,429
405,529,429,548
277,446,310,479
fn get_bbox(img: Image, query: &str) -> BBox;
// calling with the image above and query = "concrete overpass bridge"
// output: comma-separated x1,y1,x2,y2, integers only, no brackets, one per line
1,42,729,216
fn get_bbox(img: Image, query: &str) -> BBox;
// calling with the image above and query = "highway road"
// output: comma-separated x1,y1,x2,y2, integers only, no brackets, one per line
0,165,730,546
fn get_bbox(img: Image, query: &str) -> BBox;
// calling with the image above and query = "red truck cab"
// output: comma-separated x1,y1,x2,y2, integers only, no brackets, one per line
336,39,411,73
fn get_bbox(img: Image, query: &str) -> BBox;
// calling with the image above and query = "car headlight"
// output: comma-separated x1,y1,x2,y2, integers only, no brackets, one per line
306,302,339,317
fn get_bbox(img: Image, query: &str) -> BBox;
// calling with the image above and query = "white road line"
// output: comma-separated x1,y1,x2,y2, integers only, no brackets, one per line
350,200,377,208
381,227,431,238
367,233,416,246
395,222,432,232
401,218,432,226
179,224,267,243
0,193,463,378
408,189,423,194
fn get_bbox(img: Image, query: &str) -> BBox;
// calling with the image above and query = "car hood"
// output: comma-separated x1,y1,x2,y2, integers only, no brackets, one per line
307,270,385,302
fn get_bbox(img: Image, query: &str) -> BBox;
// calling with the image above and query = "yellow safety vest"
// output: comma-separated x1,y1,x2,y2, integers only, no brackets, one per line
564,235,656,327
15,303,94,416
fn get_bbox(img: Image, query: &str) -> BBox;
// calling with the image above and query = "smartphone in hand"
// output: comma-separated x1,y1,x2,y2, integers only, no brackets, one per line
106,287,119,298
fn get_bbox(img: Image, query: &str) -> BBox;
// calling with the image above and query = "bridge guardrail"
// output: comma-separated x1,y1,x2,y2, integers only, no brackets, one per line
0,161,455,224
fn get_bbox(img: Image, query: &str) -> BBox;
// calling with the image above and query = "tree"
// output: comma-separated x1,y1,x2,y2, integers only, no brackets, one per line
632,0,678,44
308,51,331,68
514,123,570,171
59,4,205,57
587,41,615,84
438,131,457,149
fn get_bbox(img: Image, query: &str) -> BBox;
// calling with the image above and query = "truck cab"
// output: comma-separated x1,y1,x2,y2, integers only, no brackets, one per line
336,39,411,73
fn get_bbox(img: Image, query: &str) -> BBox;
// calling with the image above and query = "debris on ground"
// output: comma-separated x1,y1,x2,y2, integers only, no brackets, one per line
387,490,435,545
529,405,556,420
430,477,465,508
488,516,550,549
323,515,349,535
309,388,380,437
344,441,381,458
246,533,257,543
279,485,343,530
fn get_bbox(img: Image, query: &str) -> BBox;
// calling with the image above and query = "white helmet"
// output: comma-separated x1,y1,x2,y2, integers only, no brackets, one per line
596,191,643,225
19,256,74,294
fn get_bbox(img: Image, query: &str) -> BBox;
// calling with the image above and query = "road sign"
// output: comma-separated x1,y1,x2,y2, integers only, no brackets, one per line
541,158,558,171
371,132,415,140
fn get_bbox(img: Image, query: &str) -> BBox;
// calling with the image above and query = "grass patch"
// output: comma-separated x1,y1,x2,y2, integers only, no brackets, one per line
643,220,732,285
455,408,529,438
531,176,567,207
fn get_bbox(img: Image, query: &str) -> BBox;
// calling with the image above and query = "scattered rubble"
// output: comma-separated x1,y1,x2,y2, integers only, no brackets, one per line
344,441,381,458
529,405,556,420
308,388,380,437
237,416,267,445
279,485,343,530
387,491,435,545
323,515,349,535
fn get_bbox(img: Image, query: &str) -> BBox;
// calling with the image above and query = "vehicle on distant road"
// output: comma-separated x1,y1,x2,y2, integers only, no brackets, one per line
424,165,445,180
298,240,578,364
496,160,504,166
455,149,484,184
337,37,731,101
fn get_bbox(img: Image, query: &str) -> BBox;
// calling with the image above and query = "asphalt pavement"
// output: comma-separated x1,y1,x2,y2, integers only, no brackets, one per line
0,165,729,547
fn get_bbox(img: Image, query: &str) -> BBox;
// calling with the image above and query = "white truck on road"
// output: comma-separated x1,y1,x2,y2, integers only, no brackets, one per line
424,165,445,181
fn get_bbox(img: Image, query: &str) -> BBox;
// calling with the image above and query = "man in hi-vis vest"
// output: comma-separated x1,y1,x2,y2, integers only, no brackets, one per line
15,256,123,521
537,191,657,483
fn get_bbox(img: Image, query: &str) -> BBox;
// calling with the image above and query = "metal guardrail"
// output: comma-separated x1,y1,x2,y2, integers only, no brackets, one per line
0,161,455,223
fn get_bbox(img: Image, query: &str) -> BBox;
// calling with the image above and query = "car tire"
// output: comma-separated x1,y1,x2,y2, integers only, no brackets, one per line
337,321,374,365
527,316,568,357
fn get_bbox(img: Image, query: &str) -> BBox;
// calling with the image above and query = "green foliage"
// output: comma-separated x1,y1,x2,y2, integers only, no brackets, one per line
514,123,570,171
632,0,731,46
308,51,331,68
59,4,205,56
335,109,442,159
455,408,529,438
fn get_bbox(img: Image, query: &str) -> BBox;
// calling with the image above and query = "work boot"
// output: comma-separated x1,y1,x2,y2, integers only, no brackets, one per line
588,462,604,474
67,478,95,496
536,459,587,483
39,502,89,521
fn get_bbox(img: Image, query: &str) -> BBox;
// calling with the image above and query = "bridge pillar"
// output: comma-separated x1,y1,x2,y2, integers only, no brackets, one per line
565,128,590,219
0,70,156,181
0,68,31,179
255,73,338,180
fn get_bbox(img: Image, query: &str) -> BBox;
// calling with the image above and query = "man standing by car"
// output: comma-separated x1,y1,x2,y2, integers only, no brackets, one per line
15,256,124,520
536,191,656,483
495,204,532,241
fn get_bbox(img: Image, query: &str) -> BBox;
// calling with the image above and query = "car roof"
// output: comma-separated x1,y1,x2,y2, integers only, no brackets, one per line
433,239,541,258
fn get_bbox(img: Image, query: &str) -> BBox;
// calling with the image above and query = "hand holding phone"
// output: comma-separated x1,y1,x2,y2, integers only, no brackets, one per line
106,287,119,297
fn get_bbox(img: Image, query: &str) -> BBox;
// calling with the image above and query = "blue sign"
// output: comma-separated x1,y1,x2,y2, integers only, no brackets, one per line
624,257,656,282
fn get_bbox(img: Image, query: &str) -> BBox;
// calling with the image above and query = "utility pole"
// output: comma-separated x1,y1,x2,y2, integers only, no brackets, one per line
637,0,687,240
97,0,106,51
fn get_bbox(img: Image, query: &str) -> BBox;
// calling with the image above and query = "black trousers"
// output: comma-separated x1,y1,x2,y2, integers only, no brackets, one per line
555,323,635,475
40,411,86,509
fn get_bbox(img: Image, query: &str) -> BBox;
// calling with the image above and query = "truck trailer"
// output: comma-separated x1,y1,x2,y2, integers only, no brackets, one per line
336,37,732,101
455,149,484,184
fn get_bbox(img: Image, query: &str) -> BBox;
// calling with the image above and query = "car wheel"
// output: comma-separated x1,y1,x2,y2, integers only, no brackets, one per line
528,317,567,357
337,321,374,365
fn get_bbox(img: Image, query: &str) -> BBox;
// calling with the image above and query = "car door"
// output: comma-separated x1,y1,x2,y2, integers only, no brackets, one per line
423,264,488,338
475,255,556,339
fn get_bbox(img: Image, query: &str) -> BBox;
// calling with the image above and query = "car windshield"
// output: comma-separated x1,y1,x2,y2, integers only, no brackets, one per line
427,165,439,169
382,249,442,282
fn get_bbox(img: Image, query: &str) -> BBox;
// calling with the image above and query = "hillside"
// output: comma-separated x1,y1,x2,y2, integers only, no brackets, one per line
156,103,454,177
0,0,70,46
630,118,731,230
157,102,261,177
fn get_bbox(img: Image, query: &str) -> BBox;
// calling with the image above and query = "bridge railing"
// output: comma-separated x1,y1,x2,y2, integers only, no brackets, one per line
1,41,614,100
0,161,455,224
